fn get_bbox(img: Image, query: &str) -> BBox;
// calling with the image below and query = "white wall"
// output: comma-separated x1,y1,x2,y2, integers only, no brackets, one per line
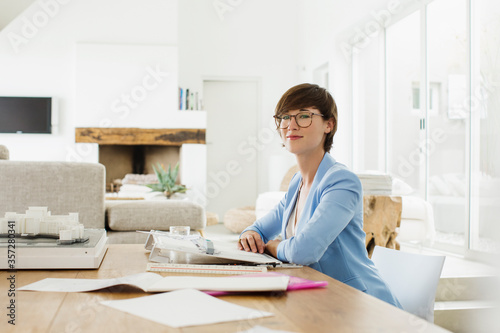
178,0,404,192
296,0,414,168
0,0,177,162
178,0,301,193
0,0,415,192
1,0,303,194
74,43,179,128
0,0,35,30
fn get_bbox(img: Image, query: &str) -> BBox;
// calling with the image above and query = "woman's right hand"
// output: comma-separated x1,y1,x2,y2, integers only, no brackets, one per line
238,231,265,254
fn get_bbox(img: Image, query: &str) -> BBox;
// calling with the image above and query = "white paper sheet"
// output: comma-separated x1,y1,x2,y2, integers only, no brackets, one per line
18,272,162,292
101,289,274,328
18,272,290,293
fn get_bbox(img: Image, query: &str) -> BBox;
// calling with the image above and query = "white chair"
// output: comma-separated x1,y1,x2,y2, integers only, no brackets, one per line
371,246,445,322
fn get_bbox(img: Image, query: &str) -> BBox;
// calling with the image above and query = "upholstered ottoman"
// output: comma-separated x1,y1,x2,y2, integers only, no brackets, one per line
105,200,206,244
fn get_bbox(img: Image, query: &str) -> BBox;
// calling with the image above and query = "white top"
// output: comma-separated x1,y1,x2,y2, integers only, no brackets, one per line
285,181,303,239
285,200,297,239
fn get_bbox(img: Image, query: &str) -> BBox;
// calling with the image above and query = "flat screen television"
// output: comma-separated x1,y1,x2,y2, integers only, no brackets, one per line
0,96,53,134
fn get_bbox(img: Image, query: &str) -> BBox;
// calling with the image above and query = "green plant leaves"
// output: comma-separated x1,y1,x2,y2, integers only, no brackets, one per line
145,183,164,192
151,163,164,186
146,162,187,197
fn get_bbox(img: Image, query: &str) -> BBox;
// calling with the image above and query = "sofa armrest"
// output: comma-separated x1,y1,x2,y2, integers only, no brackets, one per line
0,161,105,229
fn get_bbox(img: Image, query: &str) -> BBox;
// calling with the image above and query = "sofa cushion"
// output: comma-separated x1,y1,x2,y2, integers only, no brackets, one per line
106,200,206,231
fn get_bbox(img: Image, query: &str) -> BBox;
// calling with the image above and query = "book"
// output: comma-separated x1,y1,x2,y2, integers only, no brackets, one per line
178,87,183,110
356,173,393,195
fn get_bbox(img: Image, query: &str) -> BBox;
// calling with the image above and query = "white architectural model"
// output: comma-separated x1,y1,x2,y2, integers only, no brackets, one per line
0,207,85,241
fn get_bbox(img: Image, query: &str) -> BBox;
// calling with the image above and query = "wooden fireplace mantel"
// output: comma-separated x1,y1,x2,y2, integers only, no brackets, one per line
75,128,205,146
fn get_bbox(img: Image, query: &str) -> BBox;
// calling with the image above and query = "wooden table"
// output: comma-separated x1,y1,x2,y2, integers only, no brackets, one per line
0,244,450,333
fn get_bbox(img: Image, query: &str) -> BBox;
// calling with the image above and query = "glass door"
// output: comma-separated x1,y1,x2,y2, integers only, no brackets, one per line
426,0,468,251
386,11,424,197
470,0,500,254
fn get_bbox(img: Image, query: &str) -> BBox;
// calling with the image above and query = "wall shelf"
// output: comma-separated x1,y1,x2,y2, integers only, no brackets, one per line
75,127,206,146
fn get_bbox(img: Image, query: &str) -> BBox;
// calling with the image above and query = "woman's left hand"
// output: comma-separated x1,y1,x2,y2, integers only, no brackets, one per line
265,239,281,258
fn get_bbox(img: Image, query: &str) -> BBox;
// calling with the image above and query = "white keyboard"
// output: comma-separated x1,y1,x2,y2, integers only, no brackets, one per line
146,263,267,275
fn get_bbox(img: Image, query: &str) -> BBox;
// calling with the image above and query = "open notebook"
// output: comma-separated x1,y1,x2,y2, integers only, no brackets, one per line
18,272,290,293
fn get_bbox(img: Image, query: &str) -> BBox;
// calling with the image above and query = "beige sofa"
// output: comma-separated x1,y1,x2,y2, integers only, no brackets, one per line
0,159,206,244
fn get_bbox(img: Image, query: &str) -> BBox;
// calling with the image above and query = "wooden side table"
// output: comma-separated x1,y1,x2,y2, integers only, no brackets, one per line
363,195,402,258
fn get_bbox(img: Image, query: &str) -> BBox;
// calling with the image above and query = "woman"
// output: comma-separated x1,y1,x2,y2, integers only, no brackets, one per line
238,83,402,308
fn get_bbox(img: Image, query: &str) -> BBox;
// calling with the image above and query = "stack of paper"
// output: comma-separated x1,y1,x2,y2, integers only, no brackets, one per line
357,173,393,195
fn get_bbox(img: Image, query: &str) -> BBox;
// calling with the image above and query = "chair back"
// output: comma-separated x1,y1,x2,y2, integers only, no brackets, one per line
371,246,445,322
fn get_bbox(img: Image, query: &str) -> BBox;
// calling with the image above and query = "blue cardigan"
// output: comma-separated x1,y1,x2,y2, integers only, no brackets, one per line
242,153,402,308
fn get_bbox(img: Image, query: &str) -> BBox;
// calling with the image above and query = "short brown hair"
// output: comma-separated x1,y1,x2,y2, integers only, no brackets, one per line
275,83,337,152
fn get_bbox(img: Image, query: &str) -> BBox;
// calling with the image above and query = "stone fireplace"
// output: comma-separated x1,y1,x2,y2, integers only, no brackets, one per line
98,145,180,188
75,127,206,191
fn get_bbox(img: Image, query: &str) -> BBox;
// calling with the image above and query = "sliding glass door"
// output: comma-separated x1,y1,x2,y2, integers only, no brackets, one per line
426,0,468,251
386,11,424,198
470,0,500,253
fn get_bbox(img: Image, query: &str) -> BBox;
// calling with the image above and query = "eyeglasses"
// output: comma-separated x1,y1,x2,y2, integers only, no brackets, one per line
273,111,324,129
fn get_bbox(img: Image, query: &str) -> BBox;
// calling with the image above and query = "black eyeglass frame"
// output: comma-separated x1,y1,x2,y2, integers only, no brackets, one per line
273,111,325,129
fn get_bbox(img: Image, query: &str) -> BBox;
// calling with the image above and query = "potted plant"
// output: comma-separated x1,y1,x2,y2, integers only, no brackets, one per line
146,162,187,199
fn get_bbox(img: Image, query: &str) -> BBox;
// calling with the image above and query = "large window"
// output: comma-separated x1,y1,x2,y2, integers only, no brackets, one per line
351,0,500,256
471,0,500,253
